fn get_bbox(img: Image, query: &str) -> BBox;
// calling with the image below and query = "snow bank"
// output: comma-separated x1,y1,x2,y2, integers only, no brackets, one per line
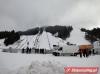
12,61,64,74
0,52,100,74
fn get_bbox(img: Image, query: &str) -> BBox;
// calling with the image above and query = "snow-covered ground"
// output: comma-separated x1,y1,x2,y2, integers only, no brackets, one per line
0,52,100,74
0,29,100,74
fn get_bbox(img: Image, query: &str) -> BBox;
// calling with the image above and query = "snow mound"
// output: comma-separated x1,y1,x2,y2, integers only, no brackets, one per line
0,52,100,74
11,61,64,74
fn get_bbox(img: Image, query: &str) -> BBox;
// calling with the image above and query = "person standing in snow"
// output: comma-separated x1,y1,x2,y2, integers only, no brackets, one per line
26,47,29,54
83,49,86,57
22,48,25,53
79,49,82,58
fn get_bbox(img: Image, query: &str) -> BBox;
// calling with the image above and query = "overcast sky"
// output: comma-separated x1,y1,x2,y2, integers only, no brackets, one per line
0,0,100,31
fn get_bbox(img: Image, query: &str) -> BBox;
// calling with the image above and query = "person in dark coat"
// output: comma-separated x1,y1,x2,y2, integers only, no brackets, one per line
28,48,31,54
86,49,89,57
26,47,29,54
22,48,25,53
79,49,82,58
83,49,86,57
92,49,95,55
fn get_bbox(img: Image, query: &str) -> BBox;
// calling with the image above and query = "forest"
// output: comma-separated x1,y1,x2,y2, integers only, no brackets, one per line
81,27,100,43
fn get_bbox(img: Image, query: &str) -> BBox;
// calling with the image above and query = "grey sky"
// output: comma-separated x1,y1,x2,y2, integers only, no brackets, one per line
0,0,100,31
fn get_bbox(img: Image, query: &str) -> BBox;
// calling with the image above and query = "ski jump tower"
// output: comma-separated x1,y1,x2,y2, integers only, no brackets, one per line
33,29,41,49
7,27,52,53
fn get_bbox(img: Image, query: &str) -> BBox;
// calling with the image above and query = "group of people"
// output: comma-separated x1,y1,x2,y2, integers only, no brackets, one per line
22,47,46,54
22,47,32,54
79,49,95,58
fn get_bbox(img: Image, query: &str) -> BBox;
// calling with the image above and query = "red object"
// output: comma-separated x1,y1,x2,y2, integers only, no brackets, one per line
64,67,99,74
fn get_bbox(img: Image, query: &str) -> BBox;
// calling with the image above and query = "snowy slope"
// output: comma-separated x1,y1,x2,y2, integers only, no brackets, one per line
0,39,5,51
0,31,66,50
16,35,37,49
0,27,90,50
67,26,90,45
17,32,66,50
0,35,37,52
38,31,66,50
0,52,100,74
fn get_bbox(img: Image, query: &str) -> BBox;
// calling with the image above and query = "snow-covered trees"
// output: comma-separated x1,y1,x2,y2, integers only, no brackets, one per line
0,30,20,46
81,27,100,43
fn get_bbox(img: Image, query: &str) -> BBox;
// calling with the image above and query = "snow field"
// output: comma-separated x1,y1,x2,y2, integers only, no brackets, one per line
0,52,100,74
